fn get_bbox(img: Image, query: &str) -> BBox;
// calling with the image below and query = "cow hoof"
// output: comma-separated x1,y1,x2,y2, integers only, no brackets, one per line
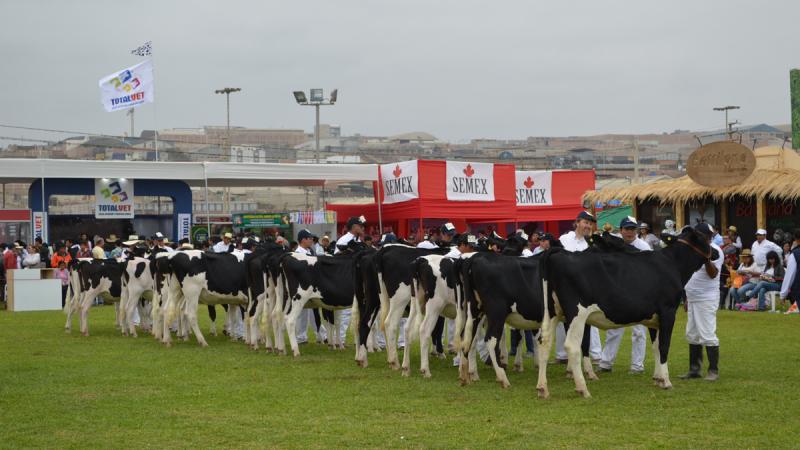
293,351,300,357
514,364,524,373
165,342,172,348
420,369,431,378
497,379,511,389
566,371,574,379
200,342,209,348
81,332,89,337
469,372,480,382
576,389,592,398
587,372,599,381
537,387,550,399
388,361,400,370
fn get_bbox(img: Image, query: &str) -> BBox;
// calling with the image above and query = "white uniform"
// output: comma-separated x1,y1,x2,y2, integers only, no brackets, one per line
416,240,438,249
156,245,175,253
685,243,723,346
294,246,314,343
751,239,782,268
599,237,651,372
334,232,358,255
333,233,359,340
212,241,231,253
556,231,602,360
521,248,534,257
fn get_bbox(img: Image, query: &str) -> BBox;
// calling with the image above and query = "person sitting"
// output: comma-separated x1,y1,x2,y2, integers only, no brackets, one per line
740,251,784,311
730,249,761,305
727,226,743,250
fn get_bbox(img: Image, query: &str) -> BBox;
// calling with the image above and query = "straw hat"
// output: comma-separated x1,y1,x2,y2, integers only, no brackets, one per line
106,234,119,243
123,235,142,246
740,248,753,257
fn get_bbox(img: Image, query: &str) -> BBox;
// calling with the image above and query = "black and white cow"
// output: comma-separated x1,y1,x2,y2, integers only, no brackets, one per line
454,252,552,393
64,258,125,336
539,229,714,398
370,244,448,370
276,249,363,357
164,250,249,347
120,247,169,337
352,246,380,367
243,241,287,351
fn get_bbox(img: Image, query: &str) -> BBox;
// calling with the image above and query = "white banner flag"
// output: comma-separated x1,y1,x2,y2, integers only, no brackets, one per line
515,171,553,206
95,178,134,219
446,161,495,201
98,59,154,112
380,160,419,204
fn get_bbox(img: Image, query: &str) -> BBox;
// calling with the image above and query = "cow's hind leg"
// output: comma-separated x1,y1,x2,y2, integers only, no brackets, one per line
655,312,676,389
581,325,599,381
384,296,409,370
183,288,208,347
564,306,592,398
536,316,558,399
486,319,510,388
418,298,445,378
285,300,305,357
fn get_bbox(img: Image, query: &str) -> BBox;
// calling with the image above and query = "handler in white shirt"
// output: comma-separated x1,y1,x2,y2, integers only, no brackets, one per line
751,228,782,267
599,216,651,374
294,229,318,344
556,211,602,362
334,216,365,254
681,222,723,381
212,232,233,253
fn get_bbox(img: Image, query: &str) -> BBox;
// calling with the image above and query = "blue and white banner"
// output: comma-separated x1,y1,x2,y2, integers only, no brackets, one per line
98,59,154,112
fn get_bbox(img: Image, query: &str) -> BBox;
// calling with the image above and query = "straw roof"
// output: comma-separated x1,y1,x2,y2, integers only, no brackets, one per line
585,146,800,205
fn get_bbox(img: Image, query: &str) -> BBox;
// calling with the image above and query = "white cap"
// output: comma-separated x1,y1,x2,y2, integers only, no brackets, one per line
756,228,767,235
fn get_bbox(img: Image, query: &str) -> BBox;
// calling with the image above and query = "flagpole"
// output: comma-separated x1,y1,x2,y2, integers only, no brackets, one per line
151,52,158,161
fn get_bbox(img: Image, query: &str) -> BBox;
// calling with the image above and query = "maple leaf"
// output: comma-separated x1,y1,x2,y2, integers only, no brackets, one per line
524,176,534,189
463,164,475,177
393,164,402,178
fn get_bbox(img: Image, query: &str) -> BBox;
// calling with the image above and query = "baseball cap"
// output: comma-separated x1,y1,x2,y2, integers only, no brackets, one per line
620,216,638,229
153,232,165,240
577,211,596,222
297,229,316,241
695,222,714,239
639,222,650,230
441,222,457,236
457,233,478,247
756,228,767,235
347,216,367,228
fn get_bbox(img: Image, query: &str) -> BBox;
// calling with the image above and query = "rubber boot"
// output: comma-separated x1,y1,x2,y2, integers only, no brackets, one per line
704,346,719,381
679,344,703,379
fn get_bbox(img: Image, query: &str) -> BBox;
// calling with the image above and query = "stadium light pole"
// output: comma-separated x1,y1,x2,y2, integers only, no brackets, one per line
215,87,242,160
293,89,338,163
713,105,740,140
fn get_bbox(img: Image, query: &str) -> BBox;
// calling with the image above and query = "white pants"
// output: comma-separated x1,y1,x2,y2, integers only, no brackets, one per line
295,309,310,343
556,323,602,360
446,318,455,350
338,308,351,344
599,325,647,371
686,300,719,346
398,317,406,347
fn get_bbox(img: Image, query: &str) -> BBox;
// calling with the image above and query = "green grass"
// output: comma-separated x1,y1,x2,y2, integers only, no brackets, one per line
0,307,797,449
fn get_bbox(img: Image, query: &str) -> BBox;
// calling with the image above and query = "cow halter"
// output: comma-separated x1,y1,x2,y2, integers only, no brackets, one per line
677,238,712,260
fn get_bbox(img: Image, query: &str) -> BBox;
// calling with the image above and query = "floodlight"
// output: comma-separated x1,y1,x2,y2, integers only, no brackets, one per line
293,91,307,104
310,88,324,102
330,89,338,104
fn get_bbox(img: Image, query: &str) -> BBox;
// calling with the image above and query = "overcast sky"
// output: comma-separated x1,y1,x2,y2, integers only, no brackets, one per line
1,1,799,143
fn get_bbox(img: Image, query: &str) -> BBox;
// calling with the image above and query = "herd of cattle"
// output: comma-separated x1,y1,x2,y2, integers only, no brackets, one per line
63,227,714,398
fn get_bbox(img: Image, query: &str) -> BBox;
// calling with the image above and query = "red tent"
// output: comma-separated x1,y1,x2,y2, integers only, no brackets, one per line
327,160,594,238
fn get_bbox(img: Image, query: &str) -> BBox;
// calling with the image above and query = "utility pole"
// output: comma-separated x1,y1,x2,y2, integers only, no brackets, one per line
127,108,134,137
215,87,241,218
215,87,242,160
293,89,338,164
713,105,740,140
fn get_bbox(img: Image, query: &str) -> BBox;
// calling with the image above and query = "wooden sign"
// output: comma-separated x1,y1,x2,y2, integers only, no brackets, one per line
687,141,756,188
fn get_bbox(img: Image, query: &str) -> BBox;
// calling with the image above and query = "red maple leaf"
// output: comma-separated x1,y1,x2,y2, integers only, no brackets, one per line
524,176,534,189
393,164,402,178
463,164,475,177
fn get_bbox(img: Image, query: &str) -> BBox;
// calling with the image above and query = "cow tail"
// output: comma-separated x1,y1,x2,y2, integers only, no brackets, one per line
411,257,425,340
260,271,269,329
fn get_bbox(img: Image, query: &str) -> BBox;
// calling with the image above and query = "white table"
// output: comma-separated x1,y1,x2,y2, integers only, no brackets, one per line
7,269,63,311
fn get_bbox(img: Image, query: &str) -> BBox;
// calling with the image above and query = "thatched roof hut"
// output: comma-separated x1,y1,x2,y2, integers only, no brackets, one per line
585,146,800,205
585,146,800,247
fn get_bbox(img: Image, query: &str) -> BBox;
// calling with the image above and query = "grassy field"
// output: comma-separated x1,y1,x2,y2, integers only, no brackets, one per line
1,306,797,449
